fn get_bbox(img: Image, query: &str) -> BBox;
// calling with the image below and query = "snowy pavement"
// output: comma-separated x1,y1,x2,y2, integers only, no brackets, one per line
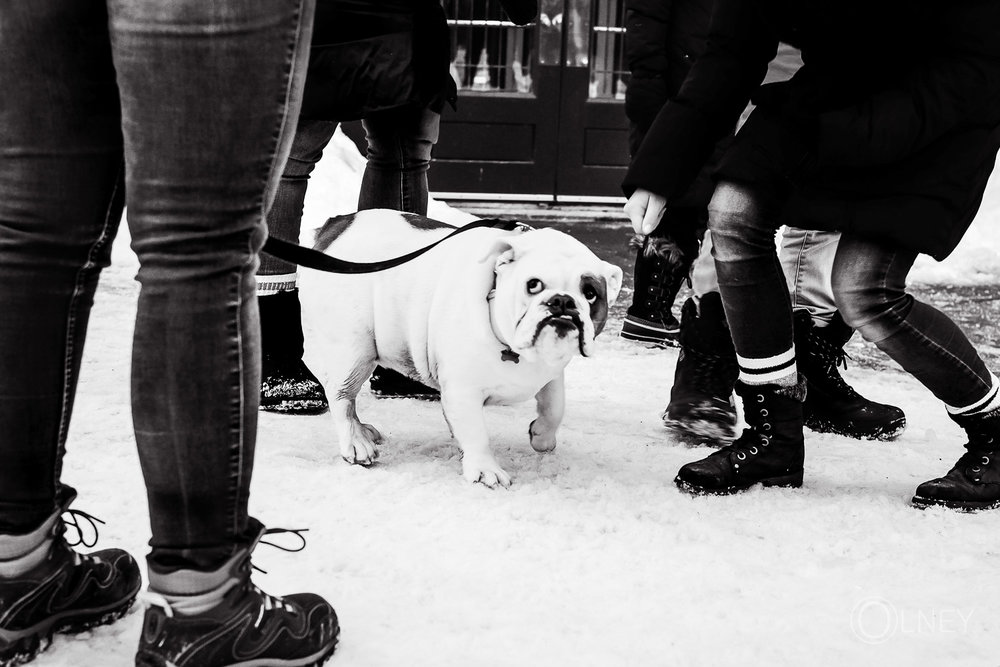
32,130,1000,666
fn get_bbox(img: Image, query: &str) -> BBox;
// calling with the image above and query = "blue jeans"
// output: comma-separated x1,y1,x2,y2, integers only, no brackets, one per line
0,0,313,572
260,105,440,277
708,181,994,406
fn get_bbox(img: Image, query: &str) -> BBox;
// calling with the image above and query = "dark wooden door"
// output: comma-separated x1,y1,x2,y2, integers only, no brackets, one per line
431,0,630,202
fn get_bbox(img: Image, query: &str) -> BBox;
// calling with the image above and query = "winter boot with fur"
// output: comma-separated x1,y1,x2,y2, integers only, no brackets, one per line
663,293,738,445
259,289,328,414
675,377,807,495
1,489,141,667
912,408,1000,511
136,520,339,667
794,311,906,440
620,236,693,347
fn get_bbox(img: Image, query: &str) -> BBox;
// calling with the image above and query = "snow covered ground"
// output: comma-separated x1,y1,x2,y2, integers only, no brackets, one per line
37,130,1000,666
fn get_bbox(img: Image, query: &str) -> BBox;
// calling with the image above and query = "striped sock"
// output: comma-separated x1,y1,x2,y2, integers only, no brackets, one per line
738,347,797,386
256,272,297,297
946,372,1000,417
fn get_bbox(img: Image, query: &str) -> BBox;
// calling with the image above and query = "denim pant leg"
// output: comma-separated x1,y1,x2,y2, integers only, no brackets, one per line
0,1,125,533
358,105,441,215
690,230,720,299
779,228,840,325
109,0,314,572
259,119,339,279
832,234,995,409
708,182,796,383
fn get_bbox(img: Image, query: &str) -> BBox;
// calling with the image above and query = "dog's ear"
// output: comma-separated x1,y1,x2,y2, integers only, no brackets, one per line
603,262,624,305
478,235,520,271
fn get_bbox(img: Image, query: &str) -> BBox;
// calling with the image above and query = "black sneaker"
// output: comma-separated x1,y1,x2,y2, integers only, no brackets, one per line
620,310,681,347
136,526,339,667
1,503,141,667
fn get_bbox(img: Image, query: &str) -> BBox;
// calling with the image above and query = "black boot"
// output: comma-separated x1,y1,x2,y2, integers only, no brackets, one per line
620,236,693,347
259,289,328,415
795,311,906,441
663,293,738,445
912,408,1000,511
369,366,440,401
675,378,806,495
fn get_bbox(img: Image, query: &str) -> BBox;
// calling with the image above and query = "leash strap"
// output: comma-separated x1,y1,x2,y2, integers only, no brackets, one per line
262,218,524,274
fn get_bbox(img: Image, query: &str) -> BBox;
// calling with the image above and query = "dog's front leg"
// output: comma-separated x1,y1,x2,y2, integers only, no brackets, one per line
529,374,564,452
441,390,511,488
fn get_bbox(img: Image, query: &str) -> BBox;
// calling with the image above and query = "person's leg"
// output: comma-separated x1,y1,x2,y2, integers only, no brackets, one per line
662,231,739,444
780,228,906,440
832,235,1000,510
109,0,338,662
0,2,141,662
674,182,806,494
359,105,443,399
358,105,440,215
258,119,338,415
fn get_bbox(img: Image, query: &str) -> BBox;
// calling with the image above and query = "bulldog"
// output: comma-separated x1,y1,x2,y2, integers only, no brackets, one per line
298,209,623,487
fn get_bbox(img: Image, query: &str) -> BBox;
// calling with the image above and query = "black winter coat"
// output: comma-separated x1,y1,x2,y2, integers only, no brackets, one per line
300,0,455,121
622,0,1000,260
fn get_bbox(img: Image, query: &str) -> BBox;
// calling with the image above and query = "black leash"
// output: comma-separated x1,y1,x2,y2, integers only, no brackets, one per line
262,217,524,274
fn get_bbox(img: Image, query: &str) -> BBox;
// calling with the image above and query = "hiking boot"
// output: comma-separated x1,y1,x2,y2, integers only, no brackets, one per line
259,289,328,414
795,311,906,441
136,523,339,667
675,378,806,495
663,293,738,446
369,366,440,401
912,408,1000,511
1,490,141,667
620,236,693,348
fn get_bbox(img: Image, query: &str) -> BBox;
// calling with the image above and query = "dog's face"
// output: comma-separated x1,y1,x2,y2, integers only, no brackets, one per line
485,228,623,366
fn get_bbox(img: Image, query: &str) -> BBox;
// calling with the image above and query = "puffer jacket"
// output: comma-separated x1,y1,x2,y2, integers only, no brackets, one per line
623,0,1000,260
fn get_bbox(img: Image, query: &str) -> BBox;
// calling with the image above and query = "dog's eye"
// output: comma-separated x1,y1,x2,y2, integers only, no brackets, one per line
583,285,598,303
526,278,544,294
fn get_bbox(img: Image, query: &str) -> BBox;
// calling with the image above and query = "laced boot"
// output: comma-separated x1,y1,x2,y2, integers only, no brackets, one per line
369,367,440,400
620,235,693,348
1,489,141,667
259,289,328,414
663,293,738,445
136,521,339,667
795,311,906,440
675,378,806,495
912,408,1000,511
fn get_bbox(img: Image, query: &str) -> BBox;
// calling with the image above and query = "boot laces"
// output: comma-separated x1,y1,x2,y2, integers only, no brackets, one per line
727,392,773,461
808,332,859,397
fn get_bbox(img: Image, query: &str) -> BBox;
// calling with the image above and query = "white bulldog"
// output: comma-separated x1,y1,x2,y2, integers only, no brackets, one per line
299,209,623,487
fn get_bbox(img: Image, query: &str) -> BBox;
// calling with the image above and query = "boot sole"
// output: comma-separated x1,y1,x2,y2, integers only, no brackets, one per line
135,623,339,667
1,590,138,667
260,401,329,415
911,495,1000,512
674,471,804,496
619,330,681,348
805,415,906,442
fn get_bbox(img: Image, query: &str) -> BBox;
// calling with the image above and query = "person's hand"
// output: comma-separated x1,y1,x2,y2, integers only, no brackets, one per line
623,188,667,236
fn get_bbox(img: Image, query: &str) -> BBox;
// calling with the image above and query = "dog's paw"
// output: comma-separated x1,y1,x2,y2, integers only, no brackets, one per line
528,419,558,452
462,456,512,489
340,422,383,466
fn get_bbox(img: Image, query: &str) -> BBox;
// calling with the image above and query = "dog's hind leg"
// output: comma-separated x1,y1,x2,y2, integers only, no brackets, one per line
327,346,382,466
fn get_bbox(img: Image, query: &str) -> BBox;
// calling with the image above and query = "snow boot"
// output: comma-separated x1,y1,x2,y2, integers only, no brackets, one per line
662,293,738,445
620,235,694,348
912,408,1000,511
675,377,806,495
794,311,906,440
259,289,328,414
136,521,339,667
369,367,440,401
1,489,141,667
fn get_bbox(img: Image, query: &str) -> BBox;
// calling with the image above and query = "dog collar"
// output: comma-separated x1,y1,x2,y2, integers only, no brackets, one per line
487,288,520,363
